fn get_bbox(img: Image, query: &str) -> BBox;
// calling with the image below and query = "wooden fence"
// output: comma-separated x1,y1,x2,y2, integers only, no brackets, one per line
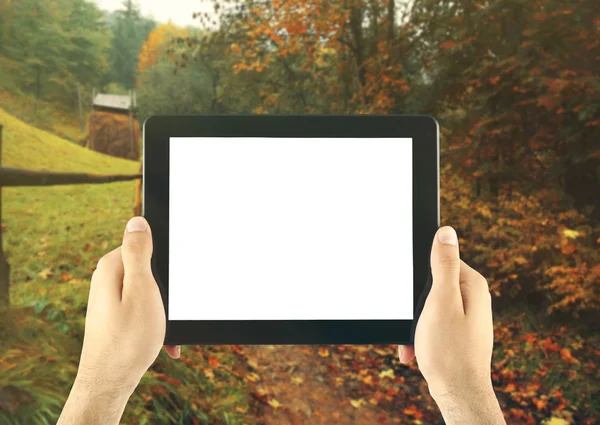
0,124,141,305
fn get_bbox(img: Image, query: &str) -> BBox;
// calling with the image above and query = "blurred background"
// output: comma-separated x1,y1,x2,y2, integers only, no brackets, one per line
0,0,598,424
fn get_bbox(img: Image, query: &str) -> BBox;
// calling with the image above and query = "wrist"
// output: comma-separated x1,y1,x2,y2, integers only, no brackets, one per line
433,384,506,425
57,377,133,425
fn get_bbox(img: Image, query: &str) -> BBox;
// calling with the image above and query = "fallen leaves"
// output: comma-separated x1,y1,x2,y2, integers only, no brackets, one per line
245,372,260,383
267,398,282,408
379,369,395,379
349,398,364,408
403,404,424,419
208,356,220,368
318,347,330,357
37,268,53,280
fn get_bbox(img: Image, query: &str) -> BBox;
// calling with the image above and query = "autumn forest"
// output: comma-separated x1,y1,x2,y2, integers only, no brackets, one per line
0,0,599,424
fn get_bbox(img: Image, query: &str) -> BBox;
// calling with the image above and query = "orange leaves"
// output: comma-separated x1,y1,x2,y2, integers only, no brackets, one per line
208,356,220,368
561,244,576,255
155,373,182,387
318,347,330,357
439,40,457,50
541,337,561,352
489,76,501,85
285,22,307,35
137,23,189,74
560,348,577,364
403,404,424,419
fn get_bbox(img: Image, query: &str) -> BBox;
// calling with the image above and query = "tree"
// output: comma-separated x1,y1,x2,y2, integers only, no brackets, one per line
3,0,70,106
138,23,189,74
107,0,155,90
1,0,110,108
63,0,111,106
410,0,600,211
180,0,415,114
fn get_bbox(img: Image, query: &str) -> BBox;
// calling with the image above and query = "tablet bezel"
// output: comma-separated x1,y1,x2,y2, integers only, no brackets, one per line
143,114,439,345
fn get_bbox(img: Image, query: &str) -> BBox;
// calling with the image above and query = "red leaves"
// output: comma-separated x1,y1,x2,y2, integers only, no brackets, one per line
208,356,220,368
542,337,561,352
155,373,182,387
403,404,424,419
560,348,576,364
537,95,557,109
439,40,457,50
561,244,576,255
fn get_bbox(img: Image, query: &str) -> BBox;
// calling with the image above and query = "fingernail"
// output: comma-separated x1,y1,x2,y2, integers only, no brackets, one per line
127,217,147,233
398,346,404,361
438,226,457,245
176,346,181,357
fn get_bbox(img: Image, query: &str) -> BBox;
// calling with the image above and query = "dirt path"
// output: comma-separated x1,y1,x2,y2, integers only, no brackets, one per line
240,345,435,425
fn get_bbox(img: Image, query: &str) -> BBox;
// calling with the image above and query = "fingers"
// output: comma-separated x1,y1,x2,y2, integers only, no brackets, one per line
429,226,463,314
164,345,181,359
398,345,415,364
459,260,492,318
121,217,153,279
90,246,124,302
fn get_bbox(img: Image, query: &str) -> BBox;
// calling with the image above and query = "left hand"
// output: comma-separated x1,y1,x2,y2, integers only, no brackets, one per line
76,217,179,394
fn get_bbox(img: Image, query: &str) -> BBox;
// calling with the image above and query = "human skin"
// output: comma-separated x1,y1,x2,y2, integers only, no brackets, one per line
58,218,505,425
399,226,506,425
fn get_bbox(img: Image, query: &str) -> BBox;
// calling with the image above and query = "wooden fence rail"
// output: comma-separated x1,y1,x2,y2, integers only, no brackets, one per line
0,124,142,305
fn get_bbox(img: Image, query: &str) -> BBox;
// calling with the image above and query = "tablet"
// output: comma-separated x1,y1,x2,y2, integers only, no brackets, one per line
143,115,439,345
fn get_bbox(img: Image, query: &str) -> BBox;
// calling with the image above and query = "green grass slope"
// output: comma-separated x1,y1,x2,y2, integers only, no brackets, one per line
0,107,139,301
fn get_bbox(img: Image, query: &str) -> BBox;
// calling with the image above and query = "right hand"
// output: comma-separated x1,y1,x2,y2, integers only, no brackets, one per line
400,226,494,401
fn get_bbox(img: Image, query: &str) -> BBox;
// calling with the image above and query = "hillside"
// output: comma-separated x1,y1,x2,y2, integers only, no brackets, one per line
0,108,139,301
0,55,89,143
0,108,136,173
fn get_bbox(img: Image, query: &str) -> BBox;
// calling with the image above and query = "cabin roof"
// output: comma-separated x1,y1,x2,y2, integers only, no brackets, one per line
93,93,136,111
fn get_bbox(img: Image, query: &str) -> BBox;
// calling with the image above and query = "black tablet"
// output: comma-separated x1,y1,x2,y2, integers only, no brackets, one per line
143,115,439,345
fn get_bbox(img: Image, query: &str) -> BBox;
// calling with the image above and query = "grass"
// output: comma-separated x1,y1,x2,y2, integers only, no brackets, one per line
0,108,254,425
0,107,139,294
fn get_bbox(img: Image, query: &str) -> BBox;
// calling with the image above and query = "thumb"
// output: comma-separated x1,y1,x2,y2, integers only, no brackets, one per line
121,216,153,276
429,226,463,314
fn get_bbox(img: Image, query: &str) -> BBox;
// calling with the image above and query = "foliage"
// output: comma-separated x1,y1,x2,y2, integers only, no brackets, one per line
1,0,110,105
135,23,219,122
137,23,189,74
440,164,600,317
411,0,600,208
180,0,416,114
106,0,156,90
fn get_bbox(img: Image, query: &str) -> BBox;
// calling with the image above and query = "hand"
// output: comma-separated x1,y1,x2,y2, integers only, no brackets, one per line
76,217,180,392
59,217,180,425
399,226,504,425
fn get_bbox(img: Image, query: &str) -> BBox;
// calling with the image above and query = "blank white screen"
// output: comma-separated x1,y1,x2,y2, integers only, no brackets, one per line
169,137,413,320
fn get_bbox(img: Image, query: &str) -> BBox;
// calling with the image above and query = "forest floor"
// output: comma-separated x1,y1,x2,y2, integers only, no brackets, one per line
240,344,438,425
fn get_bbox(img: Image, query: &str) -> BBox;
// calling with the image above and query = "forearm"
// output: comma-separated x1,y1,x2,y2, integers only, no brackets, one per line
434,386,506,425
57,377,133,425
